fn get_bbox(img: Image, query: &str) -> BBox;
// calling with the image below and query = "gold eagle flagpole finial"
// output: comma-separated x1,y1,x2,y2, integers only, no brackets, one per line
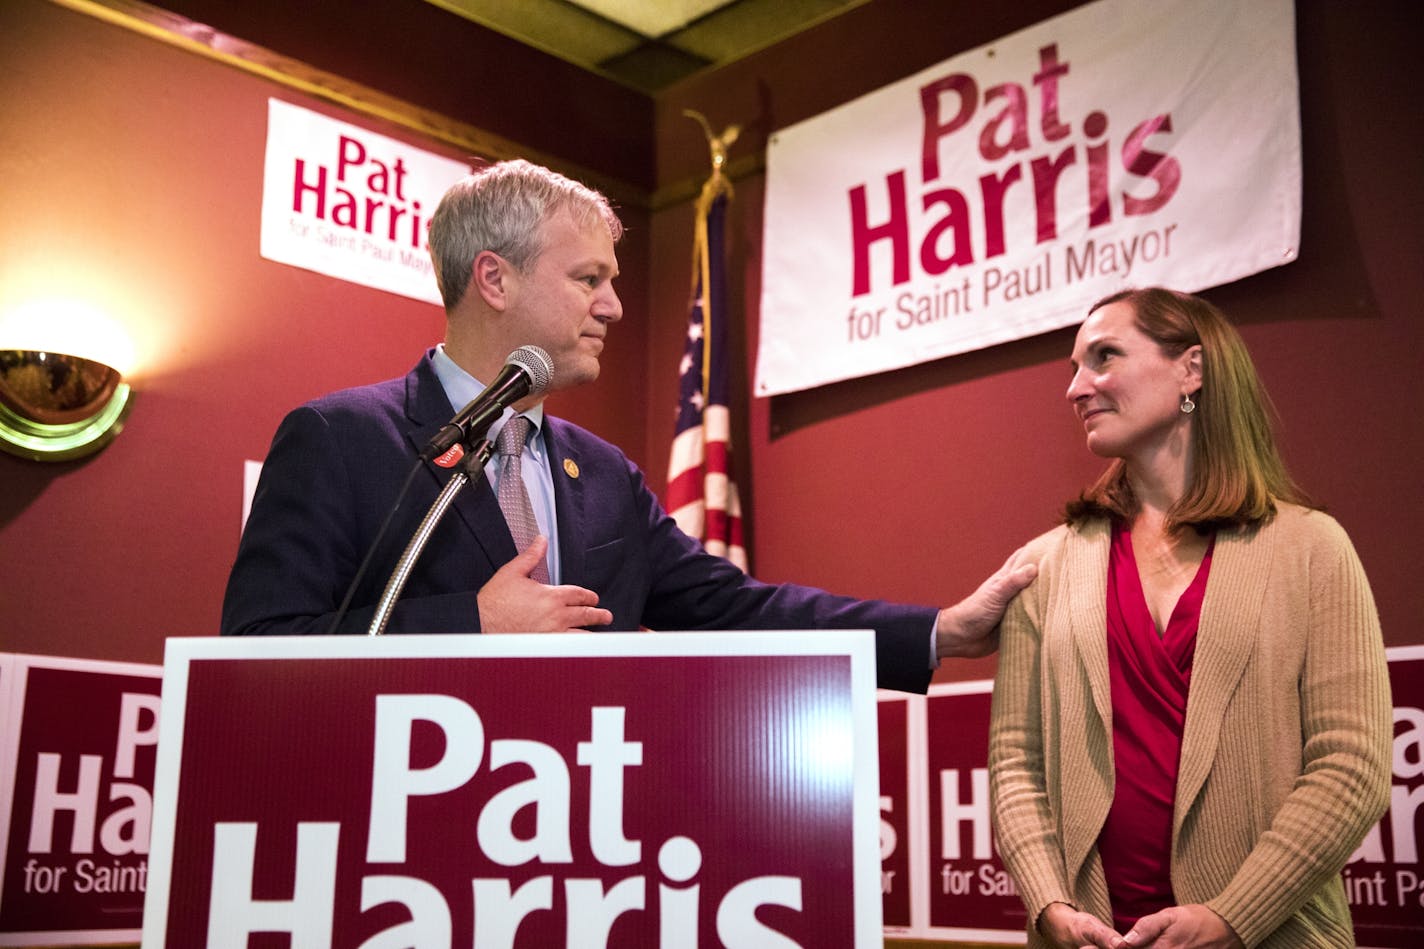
683,109,740,199
682,111,739,400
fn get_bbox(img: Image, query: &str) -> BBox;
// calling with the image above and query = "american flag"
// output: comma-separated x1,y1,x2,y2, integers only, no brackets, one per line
666,180,748,570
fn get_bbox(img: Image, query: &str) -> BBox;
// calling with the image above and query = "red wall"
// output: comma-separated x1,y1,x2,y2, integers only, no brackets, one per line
0,0,1418,678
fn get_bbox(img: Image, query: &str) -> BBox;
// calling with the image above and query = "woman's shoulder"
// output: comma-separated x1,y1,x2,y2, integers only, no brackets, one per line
1266,501,1353,548
1015,518,1107,570
1234,502,1366,576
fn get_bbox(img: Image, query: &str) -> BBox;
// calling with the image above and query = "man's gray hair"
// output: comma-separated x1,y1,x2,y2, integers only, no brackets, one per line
427,159,624,310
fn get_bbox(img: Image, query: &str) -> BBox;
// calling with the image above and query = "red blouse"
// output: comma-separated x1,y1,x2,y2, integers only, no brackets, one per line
1097,523,1215,932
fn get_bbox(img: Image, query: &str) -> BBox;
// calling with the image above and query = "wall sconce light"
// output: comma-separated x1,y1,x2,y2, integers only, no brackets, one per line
0,350,133,461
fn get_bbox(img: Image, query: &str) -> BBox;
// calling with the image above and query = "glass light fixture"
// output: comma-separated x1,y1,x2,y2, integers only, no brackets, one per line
0,350,133,461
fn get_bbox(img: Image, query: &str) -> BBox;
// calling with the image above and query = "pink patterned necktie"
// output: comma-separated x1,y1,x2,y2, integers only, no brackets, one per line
494,416,549,584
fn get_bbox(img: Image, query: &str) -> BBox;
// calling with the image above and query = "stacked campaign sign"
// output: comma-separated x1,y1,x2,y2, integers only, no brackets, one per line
1,648,1419,945
0,654,162,946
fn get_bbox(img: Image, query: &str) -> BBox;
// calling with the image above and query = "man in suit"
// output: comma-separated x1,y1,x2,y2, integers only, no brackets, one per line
221,159,1035,694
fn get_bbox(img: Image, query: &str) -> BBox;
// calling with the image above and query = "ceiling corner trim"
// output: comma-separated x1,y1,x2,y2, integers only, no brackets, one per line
43,0,653,209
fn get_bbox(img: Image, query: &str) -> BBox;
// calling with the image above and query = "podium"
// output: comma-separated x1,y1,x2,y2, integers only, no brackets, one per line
140,631,884,947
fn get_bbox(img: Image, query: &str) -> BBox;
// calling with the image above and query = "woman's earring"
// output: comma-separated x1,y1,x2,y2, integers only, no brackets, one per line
1180,393,1197,414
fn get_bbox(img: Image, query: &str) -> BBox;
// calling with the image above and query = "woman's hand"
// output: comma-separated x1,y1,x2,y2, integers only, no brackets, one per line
1117,904,1244,948
1039,901,1123,949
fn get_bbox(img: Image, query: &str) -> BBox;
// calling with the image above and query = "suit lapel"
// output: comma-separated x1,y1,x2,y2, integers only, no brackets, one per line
1173,519,1270,830
401,354,514,573
544,419,588,586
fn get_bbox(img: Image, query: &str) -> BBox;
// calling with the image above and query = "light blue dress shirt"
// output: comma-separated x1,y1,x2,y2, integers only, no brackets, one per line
431,345,561,584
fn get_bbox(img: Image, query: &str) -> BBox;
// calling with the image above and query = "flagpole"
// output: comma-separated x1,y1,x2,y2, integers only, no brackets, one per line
667,111,749,571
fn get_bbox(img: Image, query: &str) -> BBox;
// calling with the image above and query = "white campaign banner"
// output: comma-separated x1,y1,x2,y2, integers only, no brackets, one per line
260,99,472,304
756,0,1300,396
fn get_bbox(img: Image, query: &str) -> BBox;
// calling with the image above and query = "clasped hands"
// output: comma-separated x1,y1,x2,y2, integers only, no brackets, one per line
1041,901,1244,949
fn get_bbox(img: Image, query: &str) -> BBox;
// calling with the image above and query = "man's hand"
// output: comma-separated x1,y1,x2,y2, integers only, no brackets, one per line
1039,901,1121,949
477,537,614,633
1114,904,1243,949
935,549,1038,659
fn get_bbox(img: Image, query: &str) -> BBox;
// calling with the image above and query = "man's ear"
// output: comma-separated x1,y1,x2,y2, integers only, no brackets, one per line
471,250,512,311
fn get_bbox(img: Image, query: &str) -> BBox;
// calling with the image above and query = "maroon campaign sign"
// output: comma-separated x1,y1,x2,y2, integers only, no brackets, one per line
142,632,883,947
924,683,1027,939
0,654,162,946
874,685,1028,941
1349,646,1424,949
876,697,911,928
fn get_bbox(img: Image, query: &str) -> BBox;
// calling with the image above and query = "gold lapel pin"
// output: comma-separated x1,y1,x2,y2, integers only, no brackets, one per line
563,458,580,479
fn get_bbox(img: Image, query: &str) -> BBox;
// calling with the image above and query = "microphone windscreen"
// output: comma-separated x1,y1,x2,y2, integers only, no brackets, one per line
507,345,554,396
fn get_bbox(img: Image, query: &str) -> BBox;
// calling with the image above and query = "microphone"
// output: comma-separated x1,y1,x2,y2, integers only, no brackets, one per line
421,345,554,465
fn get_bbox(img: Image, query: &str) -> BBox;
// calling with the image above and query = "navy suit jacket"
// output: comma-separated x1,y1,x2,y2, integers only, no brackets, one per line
221,353,937,693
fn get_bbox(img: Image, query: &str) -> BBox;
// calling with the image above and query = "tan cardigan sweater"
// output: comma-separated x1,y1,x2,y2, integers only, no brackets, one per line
989,504,1391,948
